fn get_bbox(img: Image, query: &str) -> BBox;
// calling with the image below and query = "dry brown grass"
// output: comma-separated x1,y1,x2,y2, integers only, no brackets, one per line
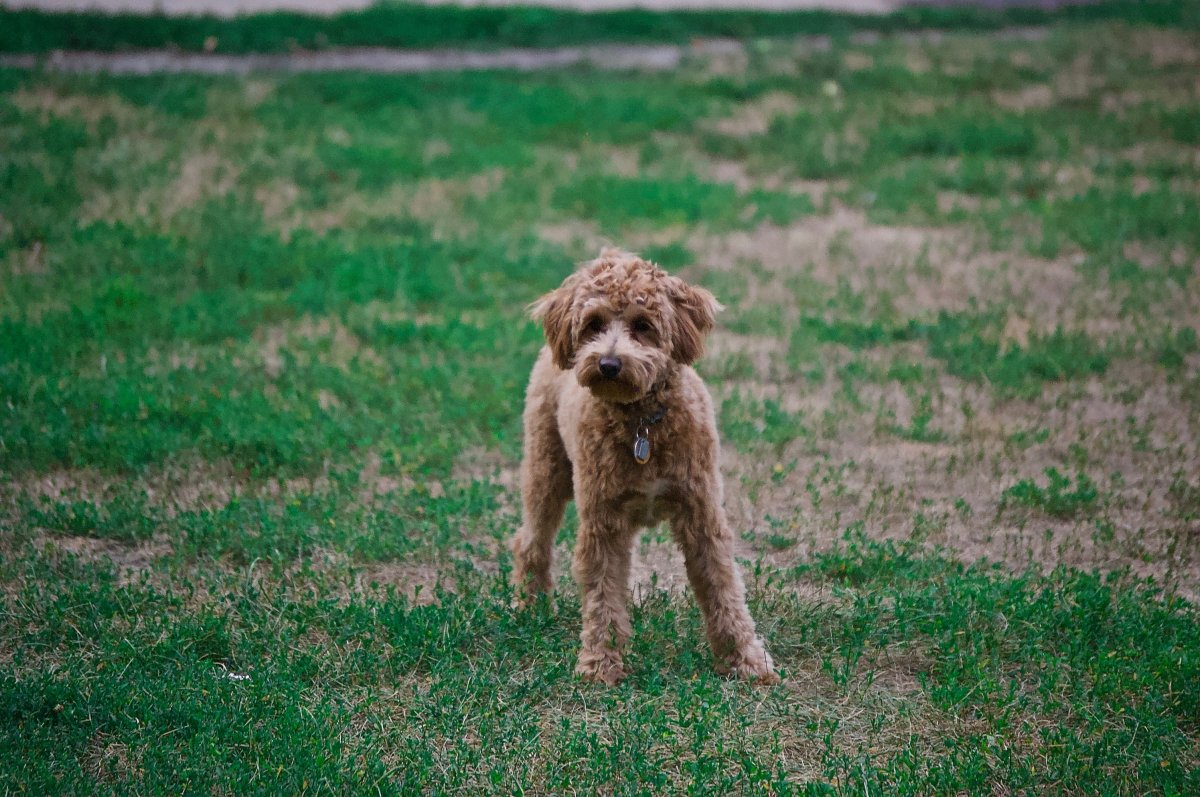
683,208,1095,326
33,533,172,587
9,86,147,131
81,733,144,783
706,91,800,138
671,208,1200,596
257,169,506,239
1129,26,1200,68
164,150,243,219
992,83,1054,111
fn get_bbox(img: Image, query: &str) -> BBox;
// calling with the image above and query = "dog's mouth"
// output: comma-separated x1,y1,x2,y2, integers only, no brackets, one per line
577,363,645,403
585,378,641,403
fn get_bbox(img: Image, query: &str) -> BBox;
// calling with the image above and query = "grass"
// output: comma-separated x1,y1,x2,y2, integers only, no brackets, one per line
0,1,1196,54
6,533,1198,793
3,10,1200,795
1001,467,1101,519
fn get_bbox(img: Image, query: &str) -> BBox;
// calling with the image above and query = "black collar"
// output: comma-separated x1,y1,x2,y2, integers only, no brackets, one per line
626,382,669,465
637,404,667,429
621,374,671,426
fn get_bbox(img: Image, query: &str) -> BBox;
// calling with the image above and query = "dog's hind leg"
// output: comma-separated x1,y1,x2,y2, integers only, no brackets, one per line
511,399,573,602
672,501,778,683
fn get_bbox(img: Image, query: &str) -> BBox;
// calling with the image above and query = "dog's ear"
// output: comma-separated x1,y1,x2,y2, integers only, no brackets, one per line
670,279,723,365
529,278,579,370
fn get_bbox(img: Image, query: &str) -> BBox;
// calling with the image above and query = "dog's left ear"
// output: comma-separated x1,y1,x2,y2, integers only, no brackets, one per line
529,277,579,370
669,278,723,365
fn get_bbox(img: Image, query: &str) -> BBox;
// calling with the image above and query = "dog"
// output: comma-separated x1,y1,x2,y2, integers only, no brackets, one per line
510,248,778,685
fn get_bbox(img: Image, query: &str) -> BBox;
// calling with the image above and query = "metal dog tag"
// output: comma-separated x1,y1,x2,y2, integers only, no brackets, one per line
633,434,651,465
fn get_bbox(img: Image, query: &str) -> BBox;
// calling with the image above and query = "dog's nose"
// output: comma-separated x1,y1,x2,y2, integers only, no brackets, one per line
598,357,622,379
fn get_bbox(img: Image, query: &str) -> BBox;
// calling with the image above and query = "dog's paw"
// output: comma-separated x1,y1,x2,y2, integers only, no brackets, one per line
511,591,543,610
723,639,780,685
575,652,627,686
510,575,552,611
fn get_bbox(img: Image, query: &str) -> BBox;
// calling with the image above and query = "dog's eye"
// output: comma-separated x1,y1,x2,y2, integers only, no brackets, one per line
631,319,653,335
585,317,606,334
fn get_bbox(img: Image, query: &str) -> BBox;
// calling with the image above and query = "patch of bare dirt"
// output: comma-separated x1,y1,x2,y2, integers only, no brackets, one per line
902,44,933,75
276,169,505,239
600,145,643,178
1123,240,1199,275
79,147,240,226
713,349,1200,600
34,533,172,587
241,78,276,107
841,51,874,71
451,445,519,493
256,315,386,379
935,190,984,215
356,450,408,501
536,218,608,254
701,157,836,205
1053,51,1104,101
355,559,447,605
15,460,244,518
82,732,144,782
706,91,799,138
686,208,1093,329
75,137,170,225
1129,27,1200,68
703,329,788,382
672,201,1200,596
1102,86,1198,115
630,538,689,597
254,179,301,234
9,86,146,130
767,656,985,782
992,83,1054,111
410,169,505,223
163,150,242,219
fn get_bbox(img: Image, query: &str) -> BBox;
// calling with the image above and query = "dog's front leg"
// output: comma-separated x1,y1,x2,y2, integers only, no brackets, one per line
673,501,779,683
572,513,635,685
511,383,574,604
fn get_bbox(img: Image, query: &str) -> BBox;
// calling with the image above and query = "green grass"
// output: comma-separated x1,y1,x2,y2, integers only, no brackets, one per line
2,0,1198,54
1001,467,1101,519
3,11,1200,795
4,533,1198,794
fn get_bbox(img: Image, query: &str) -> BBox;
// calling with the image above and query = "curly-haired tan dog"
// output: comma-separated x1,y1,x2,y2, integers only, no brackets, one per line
511,248,778,686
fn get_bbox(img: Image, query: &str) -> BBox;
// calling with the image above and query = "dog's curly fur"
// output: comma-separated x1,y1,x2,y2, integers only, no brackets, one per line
511,248,778,685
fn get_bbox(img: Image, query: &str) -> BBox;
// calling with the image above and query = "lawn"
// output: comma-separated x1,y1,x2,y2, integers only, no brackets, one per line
2,9,1199,794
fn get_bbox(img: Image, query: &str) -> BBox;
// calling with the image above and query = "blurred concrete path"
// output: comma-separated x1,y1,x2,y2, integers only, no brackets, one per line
2,0,903,18
0,39,755,72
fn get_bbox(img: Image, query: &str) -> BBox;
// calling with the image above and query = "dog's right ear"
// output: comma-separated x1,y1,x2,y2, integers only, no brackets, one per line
528,278,578,370
669,279,723,365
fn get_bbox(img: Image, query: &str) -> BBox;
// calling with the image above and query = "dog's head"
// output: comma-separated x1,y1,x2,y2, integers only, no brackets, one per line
529,248,722,403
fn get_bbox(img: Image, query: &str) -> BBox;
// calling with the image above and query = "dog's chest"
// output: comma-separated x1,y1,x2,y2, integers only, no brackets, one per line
620,477,676,526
